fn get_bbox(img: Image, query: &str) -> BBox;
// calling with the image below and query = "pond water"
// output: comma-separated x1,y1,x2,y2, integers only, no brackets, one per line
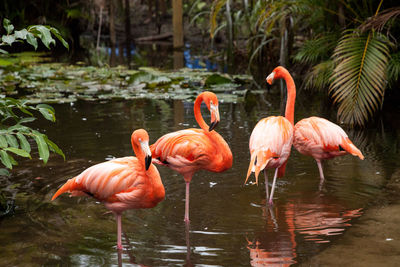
0,89,399,266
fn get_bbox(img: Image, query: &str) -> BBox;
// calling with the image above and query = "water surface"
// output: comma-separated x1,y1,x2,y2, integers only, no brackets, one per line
0,92,398,266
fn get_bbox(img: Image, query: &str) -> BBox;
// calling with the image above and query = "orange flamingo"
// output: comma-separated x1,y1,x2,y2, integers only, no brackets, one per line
245,66,296,205
150,91,233,222
51,129,165,250
268,66,364,184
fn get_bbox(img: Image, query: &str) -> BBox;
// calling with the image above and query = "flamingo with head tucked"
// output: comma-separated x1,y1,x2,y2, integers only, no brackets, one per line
245,66,296,205
267,66,364,185
150,91,233,223
51,129,165,250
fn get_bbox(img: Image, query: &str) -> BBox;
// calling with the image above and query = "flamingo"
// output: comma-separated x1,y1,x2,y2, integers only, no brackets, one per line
245,66,296,205
150,91,233,223
51,129,165,250
267,66,364,184
293,117,364,183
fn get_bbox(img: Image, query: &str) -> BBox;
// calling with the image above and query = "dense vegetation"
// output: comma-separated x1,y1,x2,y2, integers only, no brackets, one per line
1,0,400,127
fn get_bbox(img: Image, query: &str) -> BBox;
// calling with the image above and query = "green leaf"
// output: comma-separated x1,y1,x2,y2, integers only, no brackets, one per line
0,150,12,169
0,168,10,176
210,0,227,39
205,74,232,86
36,104,55,122
0,135,8,148
2,35,15,46
4,147,31,158
32,133,49,164
26,32,38,50
3,18,14,34
5,134,19,148
17,133,31,153
18,117,36,124
49,27,69,50
330,30,390,127
14,29,28,40
28,25,56,49
44,137,65,160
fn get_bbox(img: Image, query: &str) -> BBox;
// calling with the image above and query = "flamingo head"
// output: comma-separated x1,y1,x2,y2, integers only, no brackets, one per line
201,91,220,131
266,66,288,85
132,129,152,170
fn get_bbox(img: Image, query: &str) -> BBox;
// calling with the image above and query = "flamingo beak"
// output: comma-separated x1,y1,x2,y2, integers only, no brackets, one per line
209,103,220,131
266,72,275,85
140,140,152,170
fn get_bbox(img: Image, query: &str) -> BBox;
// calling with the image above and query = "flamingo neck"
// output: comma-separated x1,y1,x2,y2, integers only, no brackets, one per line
281,69,296,125
194,95,209,132
131,139,145,165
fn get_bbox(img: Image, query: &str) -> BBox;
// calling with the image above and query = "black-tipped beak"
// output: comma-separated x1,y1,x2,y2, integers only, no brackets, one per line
209,120,219,131
145,155,152,170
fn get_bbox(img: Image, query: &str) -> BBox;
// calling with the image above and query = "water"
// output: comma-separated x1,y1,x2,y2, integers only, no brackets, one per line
0,92,398,266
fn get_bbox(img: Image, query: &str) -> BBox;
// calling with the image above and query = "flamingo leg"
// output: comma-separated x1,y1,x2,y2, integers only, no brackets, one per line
263,169,269,202
268,168,279,205
184,181,190,222
185,220,191,264
316,159,325,181
116,213,123,250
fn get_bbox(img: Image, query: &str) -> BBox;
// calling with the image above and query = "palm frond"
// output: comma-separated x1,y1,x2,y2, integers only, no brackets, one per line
329,30,391,127
304,60,334,90
360,7,400,32
294,33,338,64
387,51,400,87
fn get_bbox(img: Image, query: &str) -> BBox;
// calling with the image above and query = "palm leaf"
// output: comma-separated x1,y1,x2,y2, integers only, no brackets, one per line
329,30,390,127
294,33,338,64
387,51,400,87
304,60,334,90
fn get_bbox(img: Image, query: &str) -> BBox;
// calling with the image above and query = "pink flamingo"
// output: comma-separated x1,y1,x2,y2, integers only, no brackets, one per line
268,66,364,184
150,91,233,222
51,129,165,250
245,66,296,205
294,116,364,182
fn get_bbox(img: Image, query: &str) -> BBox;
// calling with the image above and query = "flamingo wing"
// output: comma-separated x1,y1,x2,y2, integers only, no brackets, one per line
151,129,213,170
294,117,364,160
246,116,294,183
52,157,145,202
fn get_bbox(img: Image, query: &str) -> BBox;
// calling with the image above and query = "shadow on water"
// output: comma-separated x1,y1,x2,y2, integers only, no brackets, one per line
0,91,399,265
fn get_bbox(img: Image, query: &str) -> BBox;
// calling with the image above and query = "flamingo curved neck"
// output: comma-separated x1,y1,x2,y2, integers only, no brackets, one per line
281,69,296,125
194,95,209,132
131,139,145,164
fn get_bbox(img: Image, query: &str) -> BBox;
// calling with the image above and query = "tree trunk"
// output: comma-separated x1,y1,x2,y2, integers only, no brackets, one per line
172,0,183,48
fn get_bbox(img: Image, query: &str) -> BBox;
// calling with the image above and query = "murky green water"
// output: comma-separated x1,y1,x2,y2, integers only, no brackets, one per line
0,90,398,266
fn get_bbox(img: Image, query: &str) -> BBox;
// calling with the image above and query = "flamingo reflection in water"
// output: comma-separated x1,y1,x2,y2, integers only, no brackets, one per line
247,194,362,266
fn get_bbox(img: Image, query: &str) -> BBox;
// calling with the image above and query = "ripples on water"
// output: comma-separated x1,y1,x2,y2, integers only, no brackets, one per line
0,96,398,266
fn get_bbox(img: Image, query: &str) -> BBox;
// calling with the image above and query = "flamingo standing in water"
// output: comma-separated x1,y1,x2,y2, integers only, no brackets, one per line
245,66,296,205
150,91,233,222
51,129,165,250
267,66,364,184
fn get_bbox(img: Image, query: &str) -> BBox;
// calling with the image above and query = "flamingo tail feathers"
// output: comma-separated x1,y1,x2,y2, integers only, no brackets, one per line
341,138,364,160
51,178,80,201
